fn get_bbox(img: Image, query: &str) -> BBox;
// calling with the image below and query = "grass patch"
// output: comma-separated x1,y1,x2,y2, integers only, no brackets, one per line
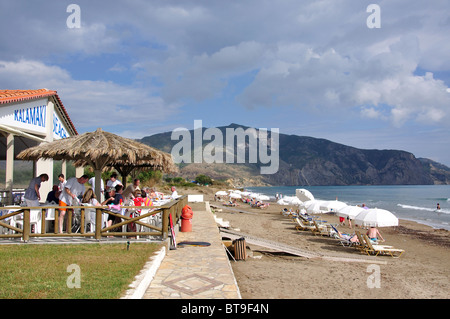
0,242,162,299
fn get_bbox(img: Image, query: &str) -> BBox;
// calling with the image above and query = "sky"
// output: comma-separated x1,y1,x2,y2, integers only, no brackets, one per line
1,0,450,166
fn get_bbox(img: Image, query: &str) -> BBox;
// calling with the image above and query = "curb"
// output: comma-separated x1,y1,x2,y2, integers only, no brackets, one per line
206,201,242,299
121,245,166,299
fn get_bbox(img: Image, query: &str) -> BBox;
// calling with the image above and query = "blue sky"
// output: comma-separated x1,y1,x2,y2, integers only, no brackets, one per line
1,0,450,166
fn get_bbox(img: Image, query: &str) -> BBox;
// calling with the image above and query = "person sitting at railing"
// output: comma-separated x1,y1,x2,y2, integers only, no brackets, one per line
102,185,124,231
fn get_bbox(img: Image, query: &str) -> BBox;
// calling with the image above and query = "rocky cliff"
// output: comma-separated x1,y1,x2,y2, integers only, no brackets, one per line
138,123,450,186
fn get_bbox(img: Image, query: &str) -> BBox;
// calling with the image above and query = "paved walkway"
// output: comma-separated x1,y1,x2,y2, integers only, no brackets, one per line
142,202,241,299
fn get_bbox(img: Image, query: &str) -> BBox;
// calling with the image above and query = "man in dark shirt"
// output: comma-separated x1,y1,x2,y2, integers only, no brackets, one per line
46,185,60,203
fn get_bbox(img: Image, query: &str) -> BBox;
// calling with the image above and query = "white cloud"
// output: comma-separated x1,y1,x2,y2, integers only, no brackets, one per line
1,0,450,164
0,60,180,129
236,36,450,126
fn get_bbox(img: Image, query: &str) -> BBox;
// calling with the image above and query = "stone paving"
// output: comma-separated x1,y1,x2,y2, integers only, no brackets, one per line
142,202,241,299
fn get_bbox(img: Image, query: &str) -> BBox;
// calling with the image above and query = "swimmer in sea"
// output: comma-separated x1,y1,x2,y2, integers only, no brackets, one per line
437,203,441,210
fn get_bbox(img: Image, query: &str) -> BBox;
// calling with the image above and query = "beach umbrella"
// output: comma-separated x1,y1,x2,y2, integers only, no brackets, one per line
305,200,326,214
336,205,365,219
240,191,252,197
229,193,241,199
296,189,315,202
256,195,270,201
354,208,399,227
17,128,174,200
277,196,301,205
215,191,228,196
299,200,312,211
320,200,348,213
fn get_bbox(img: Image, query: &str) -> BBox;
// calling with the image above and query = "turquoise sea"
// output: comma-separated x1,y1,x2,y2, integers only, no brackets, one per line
246,185,450,231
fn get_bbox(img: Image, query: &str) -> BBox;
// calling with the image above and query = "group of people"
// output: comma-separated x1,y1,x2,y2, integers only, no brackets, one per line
336,226,385,244
23,172,180,234
241,196,269,209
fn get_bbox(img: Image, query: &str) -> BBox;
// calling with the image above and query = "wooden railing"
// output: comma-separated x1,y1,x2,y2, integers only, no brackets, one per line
0,195,188,242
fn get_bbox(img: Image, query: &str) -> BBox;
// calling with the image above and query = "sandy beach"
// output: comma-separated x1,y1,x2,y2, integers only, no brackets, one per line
181,185,450,299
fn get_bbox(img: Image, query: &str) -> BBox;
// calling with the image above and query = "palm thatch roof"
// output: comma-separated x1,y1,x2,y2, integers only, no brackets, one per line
73,154,178,175
17,128,170,169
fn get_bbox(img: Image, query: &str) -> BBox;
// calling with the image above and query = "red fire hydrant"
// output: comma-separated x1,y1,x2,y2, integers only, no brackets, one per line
181,205,194,232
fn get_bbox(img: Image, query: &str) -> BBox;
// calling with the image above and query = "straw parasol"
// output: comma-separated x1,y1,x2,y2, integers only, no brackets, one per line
17,128,177,200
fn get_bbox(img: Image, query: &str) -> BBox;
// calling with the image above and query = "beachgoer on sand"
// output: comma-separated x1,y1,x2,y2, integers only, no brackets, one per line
366,226,384,242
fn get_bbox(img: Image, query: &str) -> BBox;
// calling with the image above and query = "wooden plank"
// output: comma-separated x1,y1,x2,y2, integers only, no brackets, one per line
220,229,387,264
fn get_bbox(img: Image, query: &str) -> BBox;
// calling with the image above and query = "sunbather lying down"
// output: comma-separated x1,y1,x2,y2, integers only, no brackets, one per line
337,230,359,243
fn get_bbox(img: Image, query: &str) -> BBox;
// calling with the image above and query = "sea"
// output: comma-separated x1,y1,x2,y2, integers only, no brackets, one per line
245,185,450,231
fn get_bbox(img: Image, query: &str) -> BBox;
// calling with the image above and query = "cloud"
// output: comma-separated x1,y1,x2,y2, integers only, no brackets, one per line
0,59,180,130
236,36,450,127
1,0,450,164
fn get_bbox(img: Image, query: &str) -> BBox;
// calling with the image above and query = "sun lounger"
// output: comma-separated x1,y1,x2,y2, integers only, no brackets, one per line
362,234,405,258
223,201,238,207
298,214,314,223
330,225,357,247
354,231,369,251
294,217,316,231
311,220,334,236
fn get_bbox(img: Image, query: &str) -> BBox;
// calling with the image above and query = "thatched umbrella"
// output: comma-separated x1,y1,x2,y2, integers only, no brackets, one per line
74,153,178,187
17,128,176,200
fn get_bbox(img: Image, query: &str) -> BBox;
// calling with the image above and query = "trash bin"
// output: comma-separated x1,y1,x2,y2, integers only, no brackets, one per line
180,205,193,232
233,237,246,260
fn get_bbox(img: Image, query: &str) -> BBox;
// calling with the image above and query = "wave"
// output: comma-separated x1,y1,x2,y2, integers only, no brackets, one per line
397,204,450,215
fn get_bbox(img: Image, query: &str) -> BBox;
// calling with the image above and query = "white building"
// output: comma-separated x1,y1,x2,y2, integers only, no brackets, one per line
0,89,79,204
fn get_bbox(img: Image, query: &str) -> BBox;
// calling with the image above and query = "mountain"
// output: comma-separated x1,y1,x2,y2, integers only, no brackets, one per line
138,123,450,186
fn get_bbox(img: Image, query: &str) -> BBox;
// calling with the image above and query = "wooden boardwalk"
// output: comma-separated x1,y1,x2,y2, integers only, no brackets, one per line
220,228,387,264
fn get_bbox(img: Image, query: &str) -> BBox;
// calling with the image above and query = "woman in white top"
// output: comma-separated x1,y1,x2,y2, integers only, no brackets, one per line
82,188,102,232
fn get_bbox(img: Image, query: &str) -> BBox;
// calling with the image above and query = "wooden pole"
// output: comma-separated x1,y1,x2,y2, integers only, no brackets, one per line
80,208,85,234
54,209,59,234
41,208,46,234
67,209,73,234
95,208,102,240
162,208,169,239
23,209,30,242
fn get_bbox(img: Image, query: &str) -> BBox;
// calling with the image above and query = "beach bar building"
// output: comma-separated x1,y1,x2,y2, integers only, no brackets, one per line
0,89,78,204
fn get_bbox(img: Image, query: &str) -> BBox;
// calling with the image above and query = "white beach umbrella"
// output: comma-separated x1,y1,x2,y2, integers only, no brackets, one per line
320,200,348,213
277,196,301,205
336,205,365,219
354,208,399,227
306,200,326,214
215,191,228,196
300,200,313,209
289,197,303,205
240,191,252,196
296,189,315,202
256,195,270,201
229,193,242,199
